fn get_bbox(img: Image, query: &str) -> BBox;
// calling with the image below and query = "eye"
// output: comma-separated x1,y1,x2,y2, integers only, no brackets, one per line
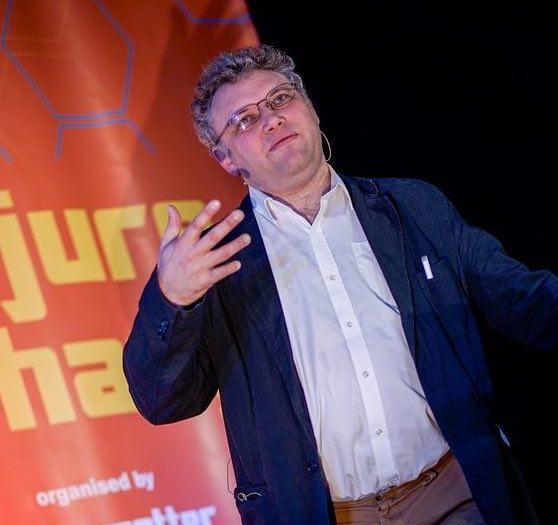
236,113,259,131
270,92,291,106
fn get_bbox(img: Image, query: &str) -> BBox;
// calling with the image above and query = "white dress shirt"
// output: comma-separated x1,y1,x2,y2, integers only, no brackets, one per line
249,166,449,501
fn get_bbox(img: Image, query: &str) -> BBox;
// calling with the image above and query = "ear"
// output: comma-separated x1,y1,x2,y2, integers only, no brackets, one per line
212,147,239,176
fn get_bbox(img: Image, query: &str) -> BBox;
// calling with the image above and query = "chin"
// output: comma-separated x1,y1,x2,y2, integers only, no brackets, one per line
278,150,316,176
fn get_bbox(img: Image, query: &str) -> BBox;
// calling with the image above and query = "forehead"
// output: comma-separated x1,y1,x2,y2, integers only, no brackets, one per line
209,70,289,127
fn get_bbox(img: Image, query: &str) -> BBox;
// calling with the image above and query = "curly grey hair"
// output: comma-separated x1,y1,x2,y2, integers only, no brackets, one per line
191,44,311,150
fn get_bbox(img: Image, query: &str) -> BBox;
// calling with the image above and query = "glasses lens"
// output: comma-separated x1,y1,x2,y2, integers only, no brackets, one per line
229,84,296,134
268,85,296,108
232,106,261,132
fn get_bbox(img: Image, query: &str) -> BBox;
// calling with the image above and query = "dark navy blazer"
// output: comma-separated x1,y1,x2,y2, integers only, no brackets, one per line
124,176,557,525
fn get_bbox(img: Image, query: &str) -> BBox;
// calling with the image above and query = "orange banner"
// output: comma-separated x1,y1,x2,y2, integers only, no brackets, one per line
0,1,257,523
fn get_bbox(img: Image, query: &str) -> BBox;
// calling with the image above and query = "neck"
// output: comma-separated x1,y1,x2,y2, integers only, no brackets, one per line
265,162,332,224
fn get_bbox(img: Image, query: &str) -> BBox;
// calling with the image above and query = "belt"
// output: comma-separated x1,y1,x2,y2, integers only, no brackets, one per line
334,449,453,508
372,450,452,502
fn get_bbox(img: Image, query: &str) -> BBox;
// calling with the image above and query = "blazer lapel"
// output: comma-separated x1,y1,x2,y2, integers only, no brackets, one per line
342,175,417,360
226,194,318,450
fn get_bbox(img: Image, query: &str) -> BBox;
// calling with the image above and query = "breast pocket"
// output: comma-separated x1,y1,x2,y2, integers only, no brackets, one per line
415,257,469,338
351,241,400,314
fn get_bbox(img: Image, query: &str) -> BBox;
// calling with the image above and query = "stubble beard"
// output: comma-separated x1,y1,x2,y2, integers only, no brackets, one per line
273,140,320,184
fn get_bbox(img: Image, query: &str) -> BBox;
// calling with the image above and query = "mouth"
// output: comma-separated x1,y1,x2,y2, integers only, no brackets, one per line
269,133,298,152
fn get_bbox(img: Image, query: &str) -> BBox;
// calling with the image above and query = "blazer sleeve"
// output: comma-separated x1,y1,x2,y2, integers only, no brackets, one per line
440,190,558,352
122,268,218,424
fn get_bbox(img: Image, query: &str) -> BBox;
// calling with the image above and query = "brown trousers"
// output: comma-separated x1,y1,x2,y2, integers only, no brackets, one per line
333,451,486,525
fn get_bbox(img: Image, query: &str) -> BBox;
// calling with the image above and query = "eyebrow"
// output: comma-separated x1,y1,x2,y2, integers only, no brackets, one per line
227,101,254,120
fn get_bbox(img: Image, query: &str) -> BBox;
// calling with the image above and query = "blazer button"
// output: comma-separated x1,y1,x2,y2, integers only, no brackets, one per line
157,320,170,340
305,461,319,473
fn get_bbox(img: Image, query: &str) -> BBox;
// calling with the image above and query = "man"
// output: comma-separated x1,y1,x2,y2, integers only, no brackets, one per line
123,45,556,524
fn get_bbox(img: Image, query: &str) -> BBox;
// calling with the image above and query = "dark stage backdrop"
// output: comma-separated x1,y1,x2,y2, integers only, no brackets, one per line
247,2,557,522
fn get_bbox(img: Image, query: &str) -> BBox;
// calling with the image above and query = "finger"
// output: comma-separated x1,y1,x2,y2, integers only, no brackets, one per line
181,200,221,243
209,260,242,284
207,234,251,266
195,208,245,253
160,205,182,248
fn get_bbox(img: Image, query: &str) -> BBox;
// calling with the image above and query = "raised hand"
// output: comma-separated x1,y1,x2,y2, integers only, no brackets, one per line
157,200,251,306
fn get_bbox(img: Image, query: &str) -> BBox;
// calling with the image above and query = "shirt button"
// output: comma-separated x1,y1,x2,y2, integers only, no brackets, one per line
328,274,336,280
346,321,353,328
362,371,369,378
375,428,383,436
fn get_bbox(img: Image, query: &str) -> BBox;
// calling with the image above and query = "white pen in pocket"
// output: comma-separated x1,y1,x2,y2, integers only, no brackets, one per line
421,255,434,280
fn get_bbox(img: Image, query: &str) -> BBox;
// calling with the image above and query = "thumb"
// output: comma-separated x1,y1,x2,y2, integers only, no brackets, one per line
161,205,182,247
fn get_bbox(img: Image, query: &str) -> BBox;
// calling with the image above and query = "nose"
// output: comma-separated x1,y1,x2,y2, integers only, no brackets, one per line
260,104,285,133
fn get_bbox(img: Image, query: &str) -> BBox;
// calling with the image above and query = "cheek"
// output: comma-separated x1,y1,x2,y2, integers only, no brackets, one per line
295,100,319,122
235,135,265,162
297,110,320,133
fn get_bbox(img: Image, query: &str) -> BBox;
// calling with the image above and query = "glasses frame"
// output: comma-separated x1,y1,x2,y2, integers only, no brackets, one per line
213,82,297,147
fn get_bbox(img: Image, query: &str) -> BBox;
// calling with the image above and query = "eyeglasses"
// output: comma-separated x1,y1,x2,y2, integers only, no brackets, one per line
213,82,297,146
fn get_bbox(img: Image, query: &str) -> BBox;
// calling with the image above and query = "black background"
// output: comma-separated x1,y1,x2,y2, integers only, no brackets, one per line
246,1,557,522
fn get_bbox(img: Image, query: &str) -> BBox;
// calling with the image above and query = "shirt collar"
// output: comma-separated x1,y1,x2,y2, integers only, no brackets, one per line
249,165,353,225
